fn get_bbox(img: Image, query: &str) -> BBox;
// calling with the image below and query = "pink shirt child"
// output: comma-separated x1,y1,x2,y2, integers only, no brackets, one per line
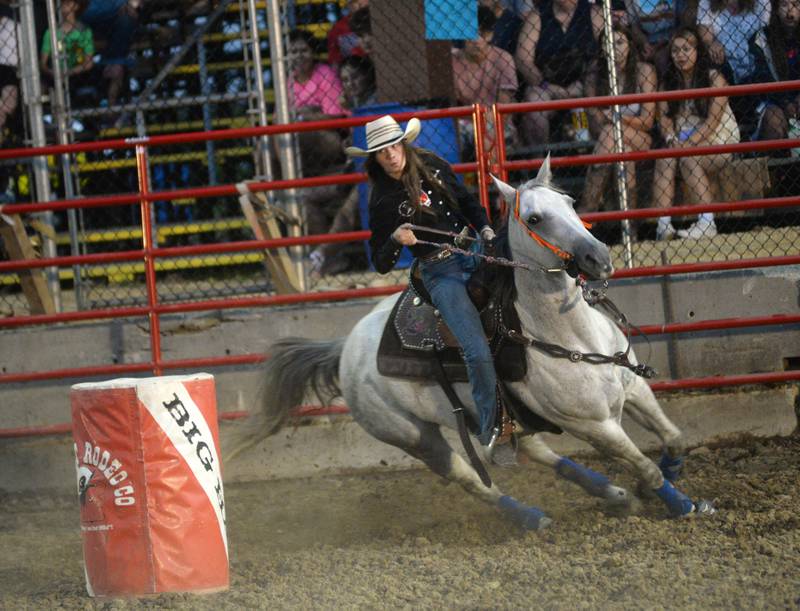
291,62,346,117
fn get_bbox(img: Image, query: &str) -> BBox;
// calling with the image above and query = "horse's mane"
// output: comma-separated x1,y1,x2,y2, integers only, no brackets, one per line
483,221,517,316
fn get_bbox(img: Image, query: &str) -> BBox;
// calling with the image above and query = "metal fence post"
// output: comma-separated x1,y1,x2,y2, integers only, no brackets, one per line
135,145,162,376
599,7,635,268
264,0,305,291
44,0,85,309
18,0,62,310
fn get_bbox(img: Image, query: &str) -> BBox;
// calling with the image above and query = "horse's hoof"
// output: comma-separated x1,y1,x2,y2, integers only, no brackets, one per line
499,495,550,530
684,499,717,518
602,485,642,516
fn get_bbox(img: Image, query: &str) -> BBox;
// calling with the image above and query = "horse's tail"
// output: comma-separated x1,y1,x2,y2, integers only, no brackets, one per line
226,336,344,460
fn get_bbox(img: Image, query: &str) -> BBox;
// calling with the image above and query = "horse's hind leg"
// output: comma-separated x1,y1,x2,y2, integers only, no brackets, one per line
351,397,550,529
624,378,686,482
518,434,638,513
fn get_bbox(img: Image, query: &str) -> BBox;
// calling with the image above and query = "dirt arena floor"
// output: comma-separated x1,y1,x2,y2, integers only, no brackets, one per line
1,429,799,610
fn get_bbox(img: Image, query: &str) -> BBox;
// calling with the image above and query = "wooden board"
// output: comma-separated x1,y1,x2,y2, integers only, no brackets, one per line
237,189,301,294
0,215,56,314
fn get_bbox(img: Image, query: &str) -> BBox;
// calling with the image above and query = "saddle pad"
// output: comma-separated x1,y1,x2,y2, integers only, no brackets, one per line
377,287,526,383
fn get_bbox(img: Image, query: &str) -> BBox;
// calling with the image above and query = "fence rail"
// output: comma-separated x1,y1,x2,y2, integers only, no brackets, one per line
1,91,799,411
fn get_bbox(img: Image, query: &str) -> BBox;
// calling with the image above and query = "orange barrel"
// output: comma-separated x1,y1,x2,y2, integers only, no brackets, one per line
70,374,228,597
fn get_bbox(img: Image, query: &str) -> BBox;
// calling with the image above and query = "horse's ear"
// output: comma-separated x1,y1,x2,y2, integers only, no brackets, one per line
490,174,517,204
535,153,552,186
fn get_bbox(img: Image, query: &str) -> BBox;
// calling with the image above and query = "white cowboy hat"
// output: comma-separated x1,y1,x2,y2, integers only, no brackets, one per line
345,115,421,157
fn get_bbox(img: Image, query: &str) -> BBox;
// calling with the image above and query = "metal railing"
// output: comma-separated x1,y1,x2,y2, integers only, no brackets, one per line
1,87,799,437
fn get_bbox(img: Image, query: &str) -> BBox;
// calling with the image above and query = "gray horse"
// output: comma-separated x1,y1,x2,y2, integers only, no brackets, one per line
236,158,714,529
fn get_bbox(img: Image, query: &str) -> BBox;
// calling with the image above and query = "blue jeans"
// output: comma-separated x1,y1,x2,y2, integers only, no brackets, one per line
420,252,496,442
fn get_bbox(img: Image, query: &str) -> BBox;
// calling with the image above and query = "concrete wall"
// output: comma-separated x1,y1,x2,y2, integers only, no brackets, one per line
1,266,798,492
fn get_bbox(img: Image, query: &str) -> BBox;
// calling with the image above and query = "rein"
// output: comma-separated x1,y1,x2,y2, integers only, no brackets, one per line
406,193,656,379
498,278,657,379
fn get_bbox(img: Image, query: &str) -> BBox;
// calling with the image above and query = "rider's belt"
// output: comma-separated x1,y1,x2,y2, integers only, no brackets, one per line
420,247,453,263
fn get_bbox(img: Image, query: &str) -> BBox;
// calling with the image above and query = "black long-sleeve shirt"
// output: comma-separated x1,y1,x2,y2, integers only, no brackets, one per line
367,152,489,274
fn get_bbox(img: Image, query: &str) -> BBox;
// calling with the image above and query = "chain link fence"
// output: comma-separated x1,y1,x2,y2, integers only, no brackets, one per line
0,0,799,317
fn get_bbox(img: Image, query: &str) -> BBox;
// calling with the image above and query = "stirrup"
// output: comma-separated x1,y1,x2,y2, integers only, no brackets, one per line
485,425,518,467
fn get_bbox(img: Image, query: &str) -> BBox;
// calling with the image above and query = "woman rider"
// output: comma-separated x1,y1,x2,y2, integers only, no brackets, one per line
345,115,501,449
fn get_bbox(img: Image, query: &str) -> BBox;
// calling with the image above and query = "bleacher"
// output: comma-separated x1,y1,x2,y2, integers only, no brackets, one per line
2,0,798,313
37,0,344,302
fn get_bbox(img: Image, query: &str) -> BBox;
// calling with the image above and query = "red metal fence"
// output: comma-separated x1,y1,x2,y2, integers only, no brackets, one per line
1,83,799,438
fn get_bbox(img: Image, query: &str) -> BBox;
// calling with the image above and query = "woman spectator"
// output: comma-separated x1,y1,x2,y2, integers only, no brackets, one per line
652,27,740,240
696,0,771,137
579,24,657,212
760,0,800,138
514,0,604,144
287,29,346,119
306,56,378,276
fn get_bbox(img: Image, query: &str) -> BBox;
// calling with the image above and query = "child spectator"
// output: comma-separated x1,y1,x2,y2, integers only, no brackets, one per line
348,7,373,57
579,23,657,212
326,0,369,65
339,55,378,111
287,29,346,119
40,0,95,91
652,27,740,240
80,0,142,108
514,0,603,143
760,0,800,138
0,0,20,146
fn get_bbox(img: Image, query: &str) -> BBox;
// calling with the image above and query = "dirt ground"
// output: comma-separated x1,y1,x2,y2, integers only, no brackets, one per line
1,430,799,610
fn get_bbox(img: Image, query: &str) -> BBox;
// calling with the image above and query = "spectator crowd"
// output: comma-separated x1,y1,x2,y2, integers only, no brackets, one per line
283,0,799,271
1,0,799,278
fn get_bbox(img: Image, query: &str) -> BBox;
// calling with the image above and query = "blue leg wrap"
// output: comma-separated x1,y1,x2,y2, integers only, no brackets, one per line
499,495,549,530
654,480,694,517
659,452,684,482
555,457,610,498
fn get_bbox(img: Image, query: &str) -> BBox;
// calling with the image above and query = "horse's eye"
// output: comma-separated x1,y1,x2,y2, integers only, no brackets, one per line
527,215,541,226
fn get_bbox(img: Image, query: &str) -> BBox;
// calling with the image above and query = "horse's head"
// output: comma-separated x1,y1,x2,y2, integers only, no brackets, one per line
491,156,614,281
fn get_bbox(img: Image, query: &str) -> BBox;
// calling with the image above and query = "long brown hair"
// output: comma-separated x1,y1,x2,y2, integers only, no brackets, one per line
663,27,713,119
766,0,800,80
597,24,641,96
365,143,457,217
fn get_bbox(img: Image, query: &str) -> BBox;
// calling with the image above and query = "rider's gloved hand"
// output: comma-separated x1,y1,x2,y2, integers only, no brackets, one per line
480,225,497,256
391,223,417,246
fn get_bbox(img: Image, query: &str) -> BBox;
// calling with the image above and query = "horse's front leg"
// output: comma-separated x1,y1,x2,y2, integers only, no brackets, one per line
518,434,640,514
351,397,552,530
570,419,715,518
624,377,687,482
